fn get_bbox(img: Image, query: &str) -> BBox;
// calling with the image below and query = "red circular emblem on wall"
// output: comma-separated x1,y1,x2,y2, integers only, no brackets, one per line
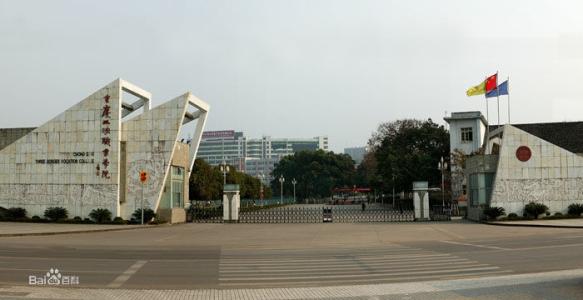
516,146,532,162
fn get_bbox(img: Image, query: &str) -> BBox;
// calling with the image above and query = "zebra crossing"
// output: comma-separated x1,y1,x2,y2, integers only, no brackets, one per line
218,245,511,287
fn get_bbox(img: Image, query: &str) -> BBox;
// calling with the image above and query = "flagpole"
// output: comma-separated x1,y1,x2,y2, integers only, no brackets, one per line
486,96,489,153
485,76,489,154
507,76,510,124
496,71,500,126
497,94,500,126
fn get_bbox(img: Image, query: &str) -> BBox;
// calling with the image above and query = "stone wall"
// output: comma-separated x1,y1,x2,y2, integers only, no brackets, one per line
119,94,189,220
0,80,121,218
490,125,583,215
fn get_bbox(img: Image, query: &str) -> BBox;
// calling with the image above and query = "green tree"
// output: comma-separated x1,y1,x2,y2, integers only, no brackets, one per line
365,119,449,193
271,150,356,200
189,158,271,200
189,159,222,200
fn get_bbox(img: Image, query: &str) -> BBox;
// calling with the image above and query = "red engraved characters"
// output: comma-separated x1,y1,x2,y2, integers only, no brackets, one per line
97,94,112,179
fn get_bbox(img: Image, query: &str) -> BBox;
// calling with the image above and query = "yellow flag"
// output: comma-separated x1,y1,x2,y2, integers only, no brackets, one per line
466,80,486,96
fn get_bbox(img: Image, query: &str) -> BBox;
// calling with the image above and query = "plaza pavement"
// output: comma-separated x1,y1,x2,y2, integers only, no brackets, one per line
0,222,148,237
1,268,583,299
0,221,582,299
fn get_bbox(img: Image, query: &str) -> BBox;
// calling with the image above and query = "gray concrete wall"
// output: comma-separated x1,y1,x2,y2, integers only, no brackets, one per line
490,125,583,216
465,155,499,221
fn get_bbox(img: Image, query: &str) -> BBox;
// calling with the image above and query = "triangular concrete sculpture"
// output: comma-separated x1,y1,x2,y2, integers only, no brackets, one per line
490,125,583,214
0,79,209,221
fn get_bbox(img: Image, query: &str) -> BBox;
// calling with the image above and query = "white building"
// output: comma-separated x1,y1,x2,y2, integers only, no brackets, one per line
0,79,209,223
197,131,328,183
444,112,488,206
446,112,583,220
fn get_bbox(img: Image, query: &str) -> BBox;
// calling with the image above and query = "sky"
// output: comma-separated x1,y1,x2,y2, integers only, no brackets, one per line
1,0,583,153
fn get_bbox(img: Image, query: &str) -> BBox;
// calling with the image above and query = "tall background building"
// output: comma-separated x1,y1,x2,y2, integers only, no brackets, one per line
344,146,368,165
197,131,328,183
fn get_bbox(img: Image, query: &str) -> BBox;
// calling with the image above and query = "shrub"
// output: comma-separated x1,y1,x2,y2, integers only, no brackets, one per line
524,202,548,219
44,207,68,221
7,207,27,219
554,212,563,217
507,213,519,220
83,218,94,224
483,206,505,220
111,217,126,225
132,208,156,223
73,216,82,222
89,208,112,224
567,203,583,216
0,207,7,220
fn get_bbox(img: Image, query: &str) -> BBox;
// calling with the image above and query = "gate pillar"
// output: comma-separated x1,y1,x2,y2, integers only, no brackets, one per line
413,181,430,221
223,184,240,223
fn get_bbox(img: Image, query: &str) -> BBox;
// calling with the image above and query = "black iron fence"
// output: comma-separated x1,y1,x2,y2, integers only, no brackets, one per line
188,204,415,223
429,205,452,221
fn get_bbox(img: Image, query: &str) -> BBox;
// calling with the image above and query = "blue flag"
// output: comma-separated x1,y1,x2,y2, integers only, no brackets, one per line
486,80,509,98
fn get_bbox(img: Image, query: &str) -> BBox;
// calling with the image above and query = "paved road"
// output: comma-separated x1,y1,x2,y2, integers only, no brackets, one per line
0,222,582,293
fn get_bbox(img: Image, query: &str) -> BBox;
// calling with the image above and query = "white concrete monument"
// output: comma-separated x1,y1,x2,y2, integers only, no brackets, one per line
0,79,210,222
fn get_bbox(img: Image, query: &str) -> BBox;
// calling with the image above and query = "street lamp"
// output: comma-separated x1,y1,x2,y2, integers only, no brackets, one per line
219,161,230,186
291,178,297,203
392,173,396,207
258,173,265,206
438,156,448,208
278,175,285,204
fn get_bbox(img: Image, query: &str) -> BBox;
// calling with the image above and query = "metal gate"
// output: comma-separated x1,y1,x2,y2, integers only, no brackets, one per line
188,203,415,223
429,205,452,221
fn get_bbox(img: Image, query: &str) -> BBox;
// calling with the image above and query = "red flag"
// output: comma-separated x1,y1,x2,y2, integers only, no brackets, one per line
485,73,497,92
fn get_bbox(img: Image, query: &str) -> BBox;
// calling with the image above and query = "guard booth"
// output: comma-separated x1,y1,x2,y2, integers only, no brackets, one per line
223,184,240,223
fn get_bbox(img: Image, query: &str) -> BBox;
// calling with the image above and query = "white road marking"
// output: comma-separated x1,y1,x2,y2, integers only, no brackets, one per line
441,240,508,250
219,261,486,273
219,253,454,265
106,260,147,288
219,266,501,281
220,258,471,270
219,270,514,287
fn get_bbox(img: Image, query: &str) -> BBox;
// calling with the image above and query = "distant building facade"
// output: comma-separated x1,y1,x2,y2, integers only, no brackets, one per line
344,146,367,165
197,131,328,182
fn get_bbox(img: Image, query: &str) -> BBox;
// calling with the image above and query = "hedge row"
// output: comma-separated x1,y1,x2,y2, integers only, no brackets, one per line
0,207,159,225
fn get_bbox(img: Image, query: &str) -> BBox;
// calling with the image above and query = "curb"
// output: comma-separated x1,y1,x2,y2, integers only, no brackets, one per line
0,224,164,238
484,221,583,229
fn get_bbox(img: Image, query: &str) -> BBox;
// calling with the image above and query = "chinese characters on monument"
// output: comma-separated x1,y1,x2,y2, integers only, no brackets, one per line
96,94,112,178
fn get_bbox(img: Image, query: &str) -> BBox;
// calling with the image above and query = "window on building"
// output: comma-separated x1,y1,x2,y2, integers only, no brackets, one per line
461,127,473,142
